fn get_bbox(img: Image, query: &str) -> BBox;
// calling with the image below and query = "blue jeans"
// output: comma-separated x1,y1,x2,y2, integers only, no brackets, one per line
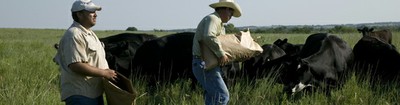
192,58,229,105
65,95,104,105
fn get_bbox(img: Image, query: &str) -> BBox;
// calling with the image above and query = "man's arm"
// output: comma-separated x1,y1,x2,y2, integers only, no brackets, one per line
69,63,117,81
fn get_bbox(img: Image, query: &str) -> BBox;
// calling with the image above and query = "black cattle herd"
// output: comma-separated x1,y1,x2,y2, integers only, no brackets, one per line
54,26,399,97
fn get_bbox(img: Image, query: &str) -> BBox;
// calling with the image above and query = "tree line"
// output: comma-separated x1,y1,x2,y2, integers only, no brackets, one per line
126,23,400,34
225,24,400,34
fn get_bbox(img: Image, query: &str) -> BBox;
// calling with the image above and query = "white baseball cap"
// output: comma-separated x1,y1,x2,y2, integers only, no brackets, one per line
71,0,101,12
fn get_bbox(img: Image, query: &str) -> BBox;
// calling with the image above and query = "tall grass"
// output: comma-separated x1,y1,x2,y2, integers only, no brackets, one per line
0,28,399,104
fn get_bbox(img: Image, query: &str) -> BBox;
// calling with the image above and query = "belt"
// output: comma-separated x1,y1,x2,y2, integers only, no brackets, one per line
193,55,202,59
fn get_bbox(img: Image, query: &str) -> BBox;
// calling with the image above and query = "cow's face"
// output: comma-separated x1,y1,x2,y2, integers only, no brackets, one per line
262,44,286,61
277,56,301,85
292,61,314,93
282,59,314,94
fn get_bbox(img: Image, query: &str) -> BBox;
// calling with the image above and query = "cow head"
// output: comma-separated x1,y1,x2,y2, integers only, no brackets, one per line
286,59,315,94
103,41,136,77
273,38,288,48
357,27,374,36
262,44,286,62
273,38,303,56
271,54,302,85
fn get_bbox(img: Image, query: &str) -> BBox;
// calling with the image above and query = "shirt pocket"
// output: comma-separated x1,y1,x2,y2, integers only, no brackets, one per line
88,43,97,52
86,37,99,55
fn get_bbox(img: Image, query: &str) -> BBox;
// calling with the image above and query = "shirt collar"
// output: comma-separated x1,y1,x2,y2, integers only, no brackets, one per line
72,21,94,36
212,12,223,25
212,12,222,20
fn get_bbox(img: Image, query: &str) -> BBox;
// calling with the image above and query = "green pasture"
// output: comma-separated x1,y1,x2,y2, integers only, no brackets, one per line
0,28,399,105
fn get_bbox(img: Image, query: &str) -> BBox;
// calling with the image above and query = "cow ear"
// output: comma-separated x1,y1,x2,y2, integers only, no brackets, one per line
274,39,282,44
283,38,288,43
369,28,374,32
363,27,369,30
277,39,282,42
357,28,362,33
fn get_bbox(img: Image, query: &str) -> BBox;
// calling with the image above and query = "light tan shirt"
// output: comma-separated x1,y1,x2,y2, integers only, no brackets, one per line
54,21,109,100
193,12,226,58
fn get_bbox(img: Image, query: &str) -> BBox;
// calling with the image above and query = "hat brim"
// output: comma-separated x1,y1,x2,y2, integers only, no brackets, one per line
85,5,102,12
210,2,242,17
86,2,102,12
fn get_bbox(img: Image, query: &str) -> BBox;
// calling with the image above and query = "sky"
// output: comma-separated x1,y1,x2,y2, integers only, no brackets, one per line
1,0,399,30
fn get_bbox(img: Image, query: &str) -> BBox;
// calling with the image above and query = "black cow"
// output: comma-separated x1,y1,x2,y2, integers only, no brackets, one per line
218,38,304,88
239,38,303,81
99,33,157,77
245,44,287,81
130,32,242,90
273,38,303,56
241,44,286,72
278,33,353,95
130,32,195,88
357,27,392,44
224,44,286,85
353,35,400,87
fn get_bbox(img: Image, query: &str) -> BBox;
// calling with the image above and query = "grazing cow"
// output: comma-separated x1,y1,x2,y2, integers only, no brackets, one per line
99,33,157,77
221,38,304,87
357,27,392,44
243,38,303,79
353,35,400,86
279,33,353,95
239,39,302,82
224,44,286,84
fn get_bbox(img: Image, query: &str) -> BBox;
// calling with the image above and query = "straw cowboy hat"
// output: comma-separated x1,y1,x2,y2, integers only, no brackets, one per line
209,0,242,17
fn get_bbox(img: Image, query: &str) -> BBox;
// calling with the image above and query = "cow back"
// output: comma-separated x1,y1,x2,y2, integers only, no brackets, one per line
299,33,328,58
353,36,400,85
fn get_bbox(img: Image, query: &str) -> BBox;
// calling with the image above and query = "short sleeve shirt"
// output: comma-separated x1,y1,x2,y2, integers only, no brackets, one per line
54,21,109,100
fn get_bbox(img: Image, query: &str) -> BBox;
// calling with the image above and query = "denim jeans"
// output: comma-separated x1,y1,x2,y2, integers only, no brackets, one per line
192,58,229,105
65,95,104,105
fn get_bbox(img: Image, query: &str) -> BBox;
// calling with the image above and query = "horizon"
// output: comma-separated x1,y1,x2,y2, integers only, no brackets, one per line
2,21,397,31
1,0,400,30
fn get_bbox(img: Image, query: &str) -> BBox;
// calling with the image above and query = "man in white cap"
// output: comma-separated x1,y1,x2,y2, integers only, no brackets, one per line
54,0,117,104
192,0,242,105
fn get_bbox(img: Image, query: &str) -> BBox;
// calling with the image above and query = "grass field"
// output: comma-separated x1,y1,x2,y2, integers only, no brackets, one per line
0,28,399,105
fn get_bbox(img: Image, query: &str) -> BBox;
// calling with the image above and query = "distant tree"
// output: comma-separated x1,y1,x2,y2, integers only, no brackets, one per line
272,26,288,33
224,23,239,34
290,26,313,34
153,29,165,32
328,26,356,33
126,27,138,31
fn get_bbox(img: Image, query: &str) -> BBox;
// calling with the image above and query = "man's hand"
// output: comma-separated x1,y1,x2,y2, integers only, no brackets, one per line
103,69,118,81
234,31,242,41
219,54,229,66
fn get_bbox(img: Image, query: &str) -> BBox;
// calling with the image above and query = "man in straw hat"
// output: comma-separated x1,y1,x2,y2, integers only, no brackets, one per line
54,0,118,104
192,0,242,104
